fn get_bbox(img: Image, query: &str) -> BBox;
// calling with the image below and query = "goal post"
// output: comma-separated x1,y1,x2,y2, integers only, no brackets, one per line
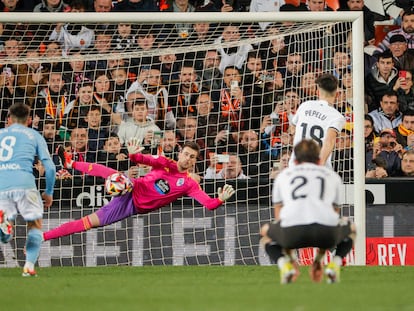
0,11,365,267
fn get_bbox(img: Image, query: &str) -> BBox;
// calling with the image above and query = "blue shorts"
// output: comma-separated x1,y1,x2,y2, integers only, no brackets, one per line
95,192,137,226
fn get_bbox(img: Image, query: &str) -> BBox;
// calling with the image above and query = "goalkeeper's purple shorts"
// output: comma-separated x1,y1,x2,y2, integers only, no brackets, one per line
95,192,137,226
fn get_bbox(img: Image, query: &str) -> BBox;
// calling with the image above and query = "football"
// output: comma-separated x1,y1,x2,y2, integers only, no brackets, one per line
105,173,133,196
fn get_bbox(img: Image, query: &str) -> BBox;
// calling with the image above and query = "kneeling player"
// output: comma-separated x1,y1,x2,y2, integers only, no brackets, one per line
260,139,356,284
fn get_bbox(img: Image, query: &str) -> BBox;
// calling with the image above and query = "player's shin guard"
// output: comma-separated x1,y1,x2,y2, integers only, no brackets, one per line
25,228,43,268
43,216,93,241
335,237,353,258
265,242,283,264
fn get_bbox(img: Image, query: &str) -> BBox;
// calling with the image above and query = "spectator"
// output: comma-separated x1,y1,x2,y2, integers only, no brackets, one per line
3,37,22,59
394,110,414,148
42,40,63,72
126,66,174,129
219,66,249,133
387,34,414,72
84,104,109,153
258,24,287,70
92,0,113,12
0,66,25,128
158,50,180,84
130,25,158,72
168,62,199,118
113,0,159,11
365,50,398,112
175,115,207,172
364,113,376,153
15,47,48,107
116,97,161,146
397,149,414,176
299,69,319,101
283,51,305,89
64,49,92,100
369,90,402,134
393,69,414,113
68,126,95,165
164,0,196,39
269,147,291,179
214,23,253,73
194,92,219,148
33,0,70,12
370,128,403,177
0,0,36,12
64,79,94,131
161,129,180,160
332,128,354,182
331,47,351,80
198,49,222,92
86,30,112,70
238,129,270,178
97,133,130,171
40,116,62,150
338,0,376,46
33,70,69,131
110,66,132,115
365,154,389,178
111,23,136,52
48,2,94,57
204,153,249,179
377,8,414,53
341,68,353,106
92,70,114,124
249,0,285,31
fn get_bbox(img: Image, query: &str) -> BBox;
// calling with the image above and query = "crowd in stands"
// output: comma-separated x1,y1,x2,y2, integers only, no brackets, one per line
1,0,414,186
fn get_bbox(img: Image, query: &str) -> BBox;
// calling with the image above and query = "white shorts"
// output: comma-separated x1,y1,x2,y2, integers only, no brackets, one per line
0,189,43,221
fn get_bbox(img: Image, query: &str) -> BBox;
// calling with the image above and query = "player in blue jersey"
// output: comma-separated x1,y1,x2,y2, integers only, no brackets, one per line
0,103,56,277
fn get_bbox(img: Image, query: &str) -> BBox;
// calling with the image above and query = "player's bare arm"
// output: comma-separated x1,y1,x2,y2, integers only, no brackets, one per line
319,128,338,165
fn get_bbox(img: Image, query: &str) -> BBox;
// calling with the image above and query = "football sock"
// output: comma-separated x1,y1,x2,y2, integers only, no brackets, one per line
25,228,43,268
72,162,117,178
314,250,325,263
265,242,283,264
43,216,92,241
336,237,353,258
277,256,289,270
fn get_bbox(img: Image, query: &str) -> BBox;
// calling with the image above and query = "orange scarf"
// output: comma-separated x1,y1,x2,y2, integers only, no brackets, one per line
220,89,243,131
398,124,414,136
45,90,66,126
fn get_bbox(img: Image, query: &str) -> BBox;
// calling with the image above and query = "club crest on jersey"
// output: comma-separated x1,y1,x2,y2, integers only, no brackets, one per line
154,179,170,194
176,178,184,187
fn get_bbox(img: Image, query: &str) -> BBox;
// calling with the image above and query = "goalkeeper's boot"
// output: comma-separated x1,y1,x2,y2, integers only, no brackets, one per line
22,267,37,277
0,210,13,242
56,145,73,169
280,261,296,284
325,261,340,284
310,260,324,283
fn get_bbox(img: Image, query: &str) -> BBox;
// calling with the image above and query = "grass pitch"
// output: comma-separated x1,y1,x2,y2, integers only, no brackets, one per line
2,266,413,311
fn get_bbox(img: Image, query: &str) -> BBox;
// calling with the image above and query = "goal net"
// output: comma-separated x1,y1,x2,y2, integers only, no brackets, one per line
0,12,365,268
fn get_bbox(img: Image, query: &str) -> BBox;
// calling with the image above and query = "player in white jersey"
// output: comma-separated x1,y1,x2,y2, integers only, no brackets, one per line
289,73,345,168
0,103,56,277
260,140,355,284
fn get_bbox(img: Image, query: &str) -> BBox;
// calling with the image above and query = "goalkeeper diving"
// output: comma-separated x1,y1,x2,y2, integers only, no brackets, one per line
43,139,235,241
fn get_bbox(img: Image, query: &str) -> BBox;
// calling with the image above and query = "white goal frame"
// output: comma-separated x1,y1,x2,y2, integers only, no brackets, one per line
0,11,366,266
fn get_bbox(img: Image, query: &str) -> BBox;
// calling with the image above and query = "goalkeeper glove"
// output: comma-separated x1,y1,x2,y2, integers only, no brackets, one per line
127,138,144,155
218,184,235,202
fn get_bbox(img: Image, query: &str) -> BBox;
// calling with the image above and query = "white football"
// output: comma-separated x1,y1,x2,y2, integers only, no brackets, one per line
105,173,133,196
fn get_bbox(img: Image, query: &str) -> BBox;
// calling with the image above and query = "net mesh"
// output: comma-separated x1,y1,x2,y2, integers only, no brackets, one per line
0,17,356,267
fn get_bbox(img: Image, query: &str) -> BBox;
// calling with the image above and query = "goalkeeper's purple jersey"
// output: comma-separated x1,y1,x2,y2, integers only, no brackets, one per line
130,153,223,213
